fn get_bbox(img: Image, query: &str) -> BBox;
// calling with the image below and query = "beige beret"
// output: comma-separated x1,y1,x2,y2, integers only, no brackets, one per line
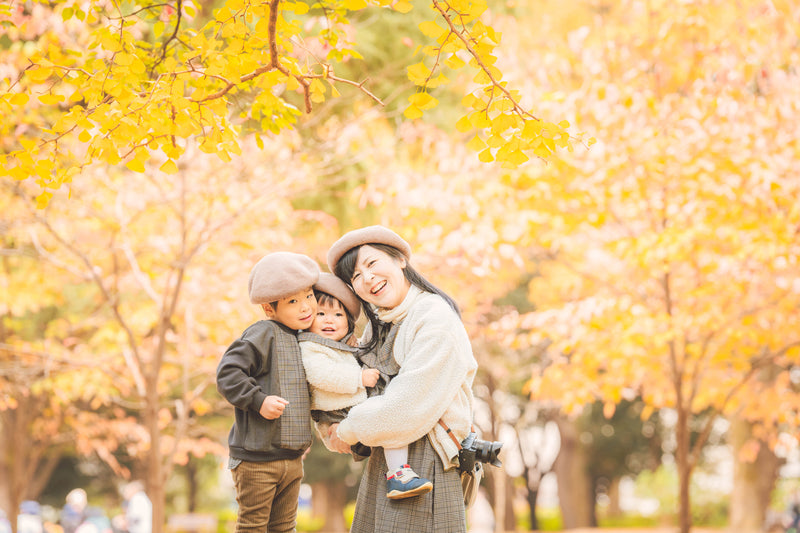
248,252,320,304
327,225,411,274
314,272,362,320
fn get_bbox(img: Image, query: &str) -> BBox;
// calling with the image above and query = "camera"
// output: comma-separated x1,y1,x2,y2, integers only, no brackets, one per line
458,431,503,473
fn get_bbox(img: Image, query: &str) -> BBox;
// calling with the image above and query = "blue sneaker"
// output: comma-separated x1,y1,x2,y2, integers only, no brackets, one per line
386,464,433,500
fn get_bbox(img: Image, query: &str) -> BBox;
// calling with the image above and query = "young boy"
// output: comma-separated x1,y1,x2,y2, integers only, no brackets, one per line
216,251,319,533
299,273,433,500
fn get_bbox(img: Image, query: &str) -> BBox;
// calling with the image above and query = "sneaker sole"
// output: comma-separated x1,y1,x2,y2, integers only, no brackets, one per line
386,481,433,500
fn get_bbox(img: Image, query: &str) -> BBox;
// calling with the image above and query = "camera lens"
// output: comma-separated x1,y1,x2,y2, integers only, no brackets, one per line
475,439,503,467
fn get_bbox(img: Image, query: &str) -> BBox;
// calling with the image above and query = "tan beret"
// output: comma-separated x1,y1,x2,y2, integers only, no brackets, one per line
248,252,320,304
314,272,362,320
327,225,411,274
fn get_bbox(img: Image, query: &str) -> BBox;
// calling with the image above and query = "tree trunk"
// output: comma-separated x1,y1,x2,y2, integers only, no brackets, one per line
503,472,516,531
730,418,782,532
310,481,347,532
491,467,506,533
607,477,622,517
2,407,24,533
1,396,60,533
146,379,165,533
524,480,539,532
675,403,692,533
186,459,198,513
554,416,595,529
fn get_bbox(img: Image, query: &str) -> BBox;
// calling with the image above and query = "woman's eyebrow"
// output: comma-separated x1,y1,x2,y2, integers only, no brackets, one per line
357,253,377,265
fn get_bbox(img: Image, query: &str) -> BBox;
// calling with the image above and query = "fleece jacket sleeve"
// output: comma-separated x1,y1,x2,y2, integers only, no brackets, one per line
216,322,273,414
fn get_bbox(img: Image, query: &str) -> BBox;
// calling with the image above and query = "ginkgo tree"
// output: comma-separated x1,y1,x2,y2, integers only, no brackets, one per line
481,0,800,532
0,0,578,205
2,130,344,531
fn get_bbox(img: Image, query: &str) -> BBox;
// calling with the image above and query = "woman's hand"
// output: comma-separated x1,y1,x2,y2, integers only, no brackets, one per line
327,423,354,454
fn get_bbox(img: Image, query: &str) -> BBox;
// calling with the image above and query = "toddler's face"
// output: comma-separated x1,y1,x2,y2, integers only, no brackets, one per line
309,299,349,341
266,287,317,330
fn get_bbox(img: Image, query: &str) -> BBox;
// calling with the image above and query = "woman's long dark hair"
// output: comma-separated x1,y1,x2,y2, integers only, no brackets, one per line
333,243,460,353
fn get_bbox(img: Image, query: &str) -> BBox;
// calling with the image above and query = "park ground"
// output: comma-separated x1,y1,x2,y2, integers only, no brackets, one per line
530,529,724,533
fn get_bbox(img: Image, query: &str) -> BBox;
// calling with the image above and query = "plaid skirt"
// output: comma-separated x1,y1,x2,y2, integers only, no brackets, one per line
349,435,466,533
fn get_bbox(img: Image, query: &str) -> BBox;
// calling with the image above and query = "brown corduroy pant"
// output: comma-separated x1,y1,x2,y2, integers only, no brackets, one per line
231,457,304,533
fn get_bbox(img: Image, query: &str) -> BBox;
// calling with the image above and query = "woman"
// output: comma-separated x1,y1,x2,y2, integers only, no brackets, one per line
324,225,477,532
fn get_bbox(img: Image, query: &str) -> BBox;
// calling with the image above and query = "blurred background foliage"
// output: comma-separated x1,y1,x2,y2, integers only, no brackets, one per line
2,0,800,531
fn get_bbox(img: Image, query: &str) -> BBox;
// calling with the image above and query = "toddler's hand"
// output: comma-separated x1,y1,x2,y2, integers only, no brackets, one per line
361,368,379,388
260,395,289,419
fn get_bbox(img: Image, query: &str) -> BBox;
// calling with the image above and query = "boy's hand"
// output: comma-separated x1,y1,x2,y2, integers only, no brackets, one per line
361,368,380,388
260,395,289,419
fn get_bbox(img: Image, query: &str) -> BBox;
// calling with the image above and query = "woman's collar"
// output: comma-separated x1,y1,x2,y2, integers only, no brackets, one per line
375,284,423,324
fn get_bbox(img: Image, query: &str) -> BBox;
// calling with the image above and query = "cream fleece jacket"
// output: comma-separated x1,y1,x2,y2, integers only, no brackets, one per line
336,288,477,470
300,338,367,412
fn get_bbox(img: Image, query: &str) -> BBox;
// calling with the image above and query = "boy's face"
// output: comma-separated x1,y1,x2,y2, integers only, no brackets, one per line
309,299,349,341
263,287,317,330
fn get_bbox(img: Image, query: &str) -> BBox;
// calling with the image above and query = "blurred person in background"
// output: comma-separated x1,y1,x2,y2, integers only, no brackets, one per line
0,509,11,533
18,501,44,533
60,489,88,533
120,482,151,533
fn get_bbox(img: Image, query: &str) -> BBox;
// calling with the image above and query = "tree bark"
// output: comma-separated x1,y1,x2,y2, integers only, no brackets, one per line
310,481,347,532
146,377,165,533
730,418,782,532
186,459,198,513
524,481,540,532
554,416,595,529
675,403,692,533
491,467,506,533
606,477,622,517
504,473,517,531
1,394,65,533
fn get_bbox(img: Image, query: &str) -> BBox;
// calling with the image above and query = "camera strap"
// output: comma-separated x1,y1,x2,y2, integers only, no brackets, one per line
437,420,474,450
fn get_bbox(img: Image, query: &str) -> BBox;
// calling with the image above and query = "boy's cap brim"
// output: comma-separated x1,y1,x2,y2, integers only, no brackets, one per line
248,252,320,304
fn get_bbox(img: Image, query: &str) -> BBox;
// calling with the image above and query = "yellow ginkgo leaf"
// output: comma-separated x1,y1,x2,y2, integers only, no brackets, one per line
393,1,413,13
445,54,466,70
38,94,64,105
408,92,435,109
343,0,368,10
466,135,486,152
10,93,29,106
419,20,445,39
35,191,53,209
160,159,179,174
407,62,432,85
455,115,472,133
478,148,494,162
403,104,423,120
126,158,146,173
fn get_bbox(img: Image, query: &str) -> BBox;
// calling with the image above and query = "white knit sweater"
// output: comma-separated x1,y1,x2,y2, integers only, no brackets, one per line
300,337,367,412
336,287,477,470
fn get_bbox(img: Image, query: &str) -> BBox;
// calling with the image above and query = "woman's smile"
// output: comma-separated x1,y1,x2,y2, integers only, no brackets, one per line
370,280,387,295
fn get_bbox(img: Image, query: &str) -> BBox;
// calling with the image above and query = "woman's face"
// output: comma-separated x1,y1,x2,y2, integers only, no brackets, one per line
350,245,411,309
